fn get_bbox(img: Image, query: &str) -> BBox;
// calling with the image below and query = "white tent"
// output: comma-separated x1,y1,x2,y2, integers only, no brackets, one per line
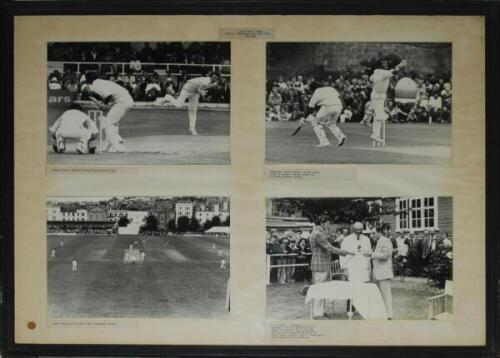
205,226,230,235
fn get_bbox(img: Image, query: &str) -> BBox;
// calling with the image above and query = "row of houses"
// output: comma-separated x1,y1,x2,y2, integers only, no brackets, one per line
47,200,230,229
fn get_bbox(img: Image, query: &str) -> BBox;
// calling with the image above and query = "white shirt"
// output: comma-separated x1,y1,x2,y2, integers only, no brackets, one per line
90,79,132,104
395,236,408,256
340,233,372,283
309,87,342,107
182,76,212,95
428,96,442,109
59,109,98,134
370,69,393,95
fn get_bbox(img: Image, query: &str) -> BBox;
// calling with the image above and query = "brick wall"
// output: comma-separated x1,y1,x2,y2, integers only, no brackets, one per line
438,197,453,235
268,42,451,78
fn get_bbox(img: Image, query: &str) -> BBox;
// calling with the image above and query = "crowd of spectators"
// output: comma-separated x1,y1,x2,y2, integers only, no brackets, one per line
47,224,115,235
47,42,231,103
266,225,453,284
48,42,230,65
266,65,452,124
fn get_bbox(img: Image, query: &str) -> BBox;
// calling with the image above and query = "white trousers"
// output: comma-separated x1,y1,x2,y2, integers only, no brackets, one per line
102,100,133,147
51,118,97,149
311,104,345,143
164,90,200,131
312,271,330,317
376,279,393,319
371,93,389,121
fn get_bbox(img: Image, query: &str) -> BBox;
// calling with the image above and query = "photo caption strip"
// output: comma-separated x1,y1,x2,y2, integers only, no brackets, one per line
219,27,275,40
265,167,357,181
46,166,138,175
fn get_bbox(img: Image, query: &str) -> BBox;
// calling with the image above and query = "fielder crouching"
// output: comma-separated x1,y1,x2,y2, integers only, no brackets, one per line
49,103,99,154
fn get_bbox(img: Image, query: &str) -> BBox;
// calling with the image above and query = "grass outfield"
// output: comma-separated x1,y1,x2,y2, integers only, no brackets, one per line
47,234,230,318
266,122,452,164
266,279,442,320
47,105,230,165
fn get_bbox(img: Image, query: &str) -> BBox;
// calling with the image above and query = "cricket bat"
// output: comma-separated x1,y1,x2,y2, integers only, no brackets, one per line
290,117,306,136
290,124,303,136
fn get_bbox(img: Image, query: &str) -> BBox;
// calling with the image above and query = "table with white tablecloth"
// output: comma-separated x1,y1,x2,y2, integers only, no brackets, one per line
305,280,388,320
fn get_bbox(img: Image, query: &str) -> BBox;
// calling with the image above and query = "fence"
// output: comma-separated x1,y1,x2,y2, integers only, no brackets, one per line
48,61,231,78
266,253,312,285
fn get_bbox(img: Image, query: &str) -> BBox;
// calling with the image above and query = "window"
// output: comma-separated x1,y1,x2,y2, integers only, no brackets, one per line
396,197,438,231
398,199,408,230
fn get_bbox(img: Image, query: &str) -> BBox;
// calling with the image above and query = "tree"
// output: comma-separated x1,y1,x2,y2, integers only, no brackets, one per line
223,215,230,226
167,218,176,232
117,215,130,227
142,214,158,232
211,215,221,227
190,217,200,232
203,219,213,231
284,198,395,225
177,216,190,233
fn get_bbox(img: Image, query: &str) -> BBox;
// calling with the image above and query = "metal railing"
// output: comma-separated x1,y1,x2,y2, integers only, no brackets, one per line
266,253,312,285
48,61,231,78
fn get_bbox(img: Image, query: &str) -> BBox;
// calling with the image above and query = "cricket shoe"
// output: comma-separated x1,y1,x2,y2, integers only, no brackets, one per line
76,141,89,154
189,129,198,136
108,144,126,153
315,142,330,147
370,134,384,144
56,135,65,153
338,137,347,147
100,138,111,152
51,134,59,153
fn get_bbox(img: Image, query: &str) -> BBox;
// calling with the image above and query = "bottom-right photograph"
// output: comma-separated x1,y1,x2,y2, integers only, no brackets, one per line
265,196,453,321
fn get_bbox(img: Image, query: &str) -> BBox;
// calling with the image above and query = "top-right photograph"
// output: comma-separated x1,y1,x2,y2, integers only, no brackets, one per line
265,42,452,164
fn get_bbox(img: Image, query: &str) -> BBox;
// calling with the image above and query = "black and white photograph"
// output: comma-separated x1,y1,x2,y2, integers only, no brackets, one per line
266,197,453,320
266,42,452,164
47,42,230,164
46,196,230,318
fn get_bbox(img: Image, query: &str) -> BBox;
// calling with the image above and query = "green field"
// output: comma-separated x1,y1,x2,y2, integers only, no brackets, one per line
47,105,230,165
47,234,230,318
266,122,451,164
266,279,442,320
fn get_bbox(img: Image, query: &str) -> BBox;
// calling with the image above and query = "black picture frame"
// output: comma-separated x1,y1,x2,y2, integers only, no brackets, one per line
1,1,499,357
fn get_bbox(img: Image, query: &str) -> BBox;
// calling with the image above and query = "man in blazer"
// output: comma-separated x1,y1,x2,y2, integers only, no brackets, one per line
309,215,351,318
370,225,394,319
407,230,423,276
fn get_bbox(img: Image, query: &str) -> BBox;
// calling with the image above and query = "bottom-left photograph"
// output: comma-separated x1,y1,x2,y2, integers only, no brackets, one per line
46,196,230,319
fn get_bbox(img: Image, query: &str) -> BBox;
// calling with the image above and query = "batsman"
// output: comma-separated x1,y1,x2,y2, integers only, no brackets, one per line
296,81,347,147
369,57,407,144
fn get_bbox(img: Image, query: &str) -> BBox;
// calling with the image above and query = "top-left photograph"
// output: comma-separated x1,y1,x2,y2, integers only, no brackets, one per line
47,42,231,165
